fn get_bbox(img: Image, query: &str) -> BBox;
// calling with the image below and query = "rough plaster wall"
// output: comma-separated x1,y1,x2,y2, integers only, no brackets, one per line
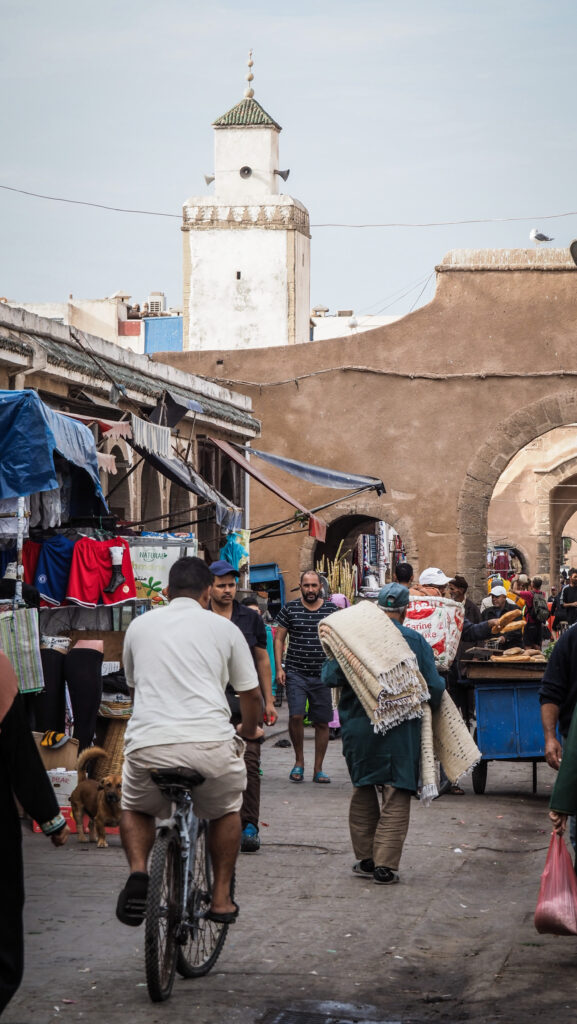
68,301,119,344
294,230,311,345
184,228,289,350
156,259,577,598
214,127,279,202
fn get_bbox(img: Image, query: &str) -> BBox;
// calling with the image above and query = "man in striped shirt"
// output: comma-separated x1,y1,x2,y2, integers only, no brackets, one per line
274,571,338,784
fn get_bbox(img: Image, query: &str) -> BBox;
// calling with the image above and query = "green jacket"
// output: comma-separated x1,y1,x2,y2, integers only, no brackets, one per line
550,707,577,814
321,618,445,792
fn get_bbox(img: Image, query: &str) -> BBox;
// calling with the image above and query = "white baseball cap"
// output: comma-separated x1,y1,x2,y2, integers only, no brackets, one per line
491,586,508,597
418,567,451,587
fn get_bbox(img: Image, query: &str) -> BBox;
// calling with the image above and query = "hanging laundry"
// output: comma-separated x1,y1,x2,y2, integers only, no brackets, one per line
131,415,171,459
66,537,136,607
34,536,77,606
219,532,249,571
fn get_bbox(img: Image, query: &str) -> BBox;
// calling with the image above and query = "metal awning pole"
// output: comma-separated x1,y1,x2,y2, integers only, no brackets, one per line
14,497,26,607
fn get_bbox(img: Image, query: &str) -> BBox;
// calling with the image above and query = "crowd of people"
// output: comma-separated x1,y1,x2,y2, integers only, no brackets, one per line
3,553,577,1016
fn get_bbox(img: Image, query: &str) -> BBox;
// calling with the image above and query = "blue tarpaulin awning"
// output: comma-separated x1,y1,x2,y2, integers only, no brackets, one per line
227,442,385,494
0,389,106,504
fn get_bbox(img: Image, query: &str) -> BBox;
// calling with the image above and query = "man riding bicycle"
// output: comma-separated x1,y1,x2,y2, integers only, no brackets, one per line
116,557,262,927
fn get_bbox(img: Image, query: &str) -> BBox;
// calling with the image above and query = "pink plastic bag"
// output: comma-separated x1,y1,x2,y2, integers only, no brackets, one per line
534,832,577,935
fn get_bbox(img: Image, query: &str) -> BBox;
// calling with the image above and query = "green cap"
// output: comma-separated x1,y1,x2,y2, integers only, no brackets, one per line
377,583,410,609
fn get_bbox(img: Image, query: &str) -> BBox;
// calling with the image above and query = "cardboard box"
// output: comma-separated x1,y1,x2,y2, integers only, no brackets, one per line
47,769,78,808
32,732,79,770
32,805,119,836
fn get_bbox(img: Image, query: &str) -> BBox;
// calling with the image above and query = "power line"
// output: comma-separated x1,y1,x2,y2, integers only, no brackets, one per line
2,182,577,230
312,212,577,228
0,184,181,219
408,273,435,313
356,272,431,315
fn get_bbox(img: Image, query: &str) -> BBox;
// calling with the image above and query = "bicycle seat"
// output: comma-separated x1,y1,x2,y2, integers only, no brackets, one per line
150,767,206,791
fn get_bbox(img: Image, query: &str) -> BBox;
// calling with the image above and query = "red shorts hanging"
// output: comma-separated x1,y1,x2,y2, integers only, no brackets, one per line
66,538,136,607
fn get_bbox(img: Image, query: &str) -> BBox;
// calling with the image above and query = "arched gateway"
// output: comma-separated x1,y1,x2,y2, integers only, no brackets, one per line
458,389,577,597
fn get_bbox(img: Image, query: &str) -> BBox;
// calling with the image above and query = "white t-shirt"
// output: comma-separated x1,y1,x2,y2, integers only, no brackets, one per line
123,597,258,754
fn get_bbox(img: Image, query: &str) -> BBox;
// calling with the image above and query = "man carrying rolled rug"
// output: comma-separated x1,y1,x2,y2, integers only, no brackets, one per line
320,582,445,886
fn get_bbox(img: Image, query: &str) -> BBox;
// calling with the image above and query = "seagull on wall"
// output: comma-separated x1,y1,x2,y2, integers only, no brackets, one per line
530,228,554,244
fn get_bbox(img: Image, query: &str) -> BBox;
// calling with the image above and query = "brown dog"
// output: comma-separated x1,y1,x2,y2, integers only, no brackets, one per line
70,747,122,848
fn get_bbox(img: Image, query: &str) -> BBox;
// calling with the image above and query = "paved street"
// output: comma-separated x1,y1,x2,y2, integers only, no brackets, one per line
6,711,576,1024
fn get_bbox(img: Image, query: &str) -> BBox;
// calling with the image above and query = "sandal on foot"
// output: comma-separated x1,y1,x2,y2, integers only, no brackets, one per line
116,871,149,926
289,765,304,782
449,784,465,795
313,771,331,784
203,900,239,924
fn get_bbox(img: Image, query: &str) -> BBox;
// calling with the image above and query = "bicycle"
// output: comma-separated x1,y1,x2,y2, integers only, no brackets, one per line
144,767,233,1003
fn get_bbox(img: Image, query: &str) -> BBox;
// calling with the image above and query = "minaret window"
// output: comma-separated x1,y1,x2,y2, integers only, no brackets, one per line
236,271,241,280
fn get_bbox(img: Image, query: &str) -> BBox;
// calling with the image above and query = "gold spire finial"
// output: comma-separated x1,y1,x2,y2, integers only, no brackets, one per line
244,49,254,99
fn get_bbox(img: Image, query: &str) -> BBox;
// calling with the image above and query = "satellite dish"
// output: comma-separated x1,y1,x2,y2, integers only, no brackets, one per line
274,169,290,182
570,240,577,267
239,166,253,178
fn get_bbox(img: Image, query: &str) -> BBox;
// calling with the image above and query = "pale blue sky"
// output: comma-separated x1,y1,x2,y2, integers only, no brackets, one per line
1,0,576,317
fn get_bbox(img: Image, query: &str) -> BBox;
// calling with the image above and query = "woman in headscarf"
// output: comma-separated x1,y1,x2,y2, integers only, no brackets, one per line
0,651,69,1015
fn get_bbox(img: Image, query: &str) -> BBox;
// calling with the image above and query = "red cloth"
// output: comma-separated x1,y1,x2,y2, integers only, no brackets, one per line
22,540,42,585
66,538,136,607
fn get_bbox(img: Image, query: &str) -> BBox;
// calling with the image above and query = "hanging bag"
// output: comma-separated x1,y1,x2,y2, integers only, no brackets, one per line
534,832,577,935
0,607,45,694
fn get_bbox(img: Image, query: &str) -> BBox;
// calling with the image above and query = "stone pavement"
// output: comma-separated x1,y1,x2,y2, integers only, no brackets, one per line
6,709,577,1024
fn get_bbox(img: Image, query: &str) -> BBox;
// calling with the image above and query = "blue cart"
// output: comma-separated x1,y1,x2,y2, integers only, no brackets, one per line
463,661,546,795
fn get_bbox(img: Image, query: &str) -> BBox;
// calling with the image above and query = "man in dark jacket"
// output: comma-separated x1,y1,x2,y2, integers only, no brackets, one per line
0,652,69,1014
539,626,577,769
322,583,445,886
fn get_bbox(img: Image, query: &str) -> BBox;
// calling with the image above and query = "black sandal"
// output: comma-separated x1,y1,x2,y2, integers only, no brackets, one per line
203,900,239,924
116,871,149,926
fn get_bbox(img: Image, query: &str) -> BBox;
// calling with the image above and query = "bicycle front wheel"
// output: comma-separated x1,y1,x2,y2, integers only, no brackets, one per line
145,827,182,1002
176,819,232,977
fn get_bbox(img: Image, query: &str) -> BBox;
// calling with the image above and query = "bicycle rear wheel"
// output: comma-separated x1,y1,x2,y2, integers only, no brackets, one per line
145,828,182,1002
176,818,232,977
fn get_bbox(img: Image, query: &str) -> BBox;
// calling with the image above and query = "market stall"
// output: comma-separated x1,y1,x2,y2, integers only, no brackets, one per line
461,649,548,795
0,390,200,775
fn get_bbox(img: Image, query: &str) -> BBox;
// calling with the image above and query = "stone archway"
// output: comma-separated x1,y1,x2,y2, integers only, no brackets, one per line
535,457,577,580
458,389,577,598
299,495,419,576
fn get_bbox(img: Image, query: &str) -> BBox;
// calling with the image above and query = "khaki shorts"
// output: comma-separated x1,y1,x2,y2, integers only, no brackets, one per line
122,736,247,821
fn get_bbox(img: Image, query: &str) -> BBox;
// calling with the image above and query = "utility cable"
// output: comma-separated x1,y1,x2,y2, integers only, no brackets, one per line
2,183,577,229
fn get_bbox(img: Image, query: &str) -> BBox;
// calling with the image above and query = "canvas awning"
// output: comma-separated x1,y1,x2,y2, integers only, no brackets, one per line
0,389,106,504
227,442,385,494
128,441,242,532
209,437,327,541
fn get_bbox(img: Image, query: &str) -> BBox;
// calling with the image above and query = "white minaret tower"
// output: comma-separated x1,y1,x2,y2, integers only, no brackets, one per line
182,53,311,351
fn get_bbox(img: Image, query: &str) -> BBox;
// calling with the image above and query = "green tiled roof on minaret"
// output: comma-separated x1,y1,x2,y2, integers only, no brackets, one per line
213,97,281,130
213,51,282,131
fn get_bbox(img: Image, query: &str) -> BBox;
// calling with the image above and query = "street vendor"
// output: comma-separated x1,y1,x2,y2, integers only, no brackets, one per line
480,586,524,649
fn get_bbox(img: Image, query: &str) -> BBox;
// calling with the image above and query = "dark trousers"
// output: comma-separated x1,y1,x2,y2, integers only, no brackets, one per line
37,647,103,751
0,807,25,1016
228,692,262,831
241,739,261,830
